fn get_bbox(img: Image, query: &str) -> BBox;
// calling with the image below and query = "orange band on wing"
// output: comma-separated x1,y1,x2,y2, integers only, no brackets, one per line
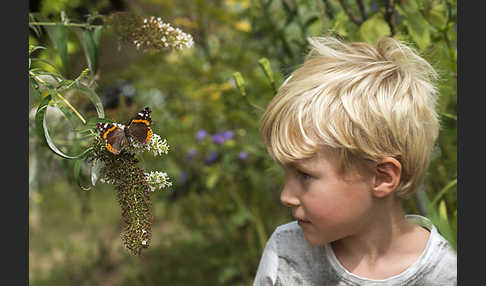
131,119,151,126
106,143,117,154
146,129,153,143
103,126,118,139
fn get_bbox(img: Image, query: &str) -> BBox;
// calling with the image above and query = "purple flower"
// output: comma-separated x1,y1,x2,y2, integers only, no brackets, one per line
186,149,198,161
212,130,233,144
212,133,226,145
370,2,378,13
204,151,219,164
222,130,234,140
238,151,248,161
196,129,208,141
179,171,188,185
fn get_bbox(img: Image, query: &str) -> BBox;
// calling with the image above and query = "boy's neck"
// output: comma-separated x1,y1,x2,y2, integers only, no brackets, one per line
330,198,430,279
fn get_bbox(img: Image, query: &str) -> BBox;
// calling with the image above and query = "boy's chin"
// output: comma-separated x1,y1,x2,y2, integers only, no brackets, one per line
302,231,329,246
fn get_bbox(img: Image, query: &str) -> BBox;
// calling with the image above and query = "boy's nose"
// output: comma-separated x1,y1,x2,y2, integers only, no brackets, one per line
280,183,300,207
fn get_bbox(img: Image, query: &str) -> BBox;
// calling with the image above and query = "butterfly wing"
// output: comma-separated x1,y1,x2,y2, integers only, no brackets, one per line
126,107,153,144
96,122,127,155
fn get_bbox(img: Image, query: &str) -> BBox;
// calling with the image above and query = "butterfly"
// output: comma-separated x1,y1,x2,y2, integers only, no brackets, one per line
96,107,153,155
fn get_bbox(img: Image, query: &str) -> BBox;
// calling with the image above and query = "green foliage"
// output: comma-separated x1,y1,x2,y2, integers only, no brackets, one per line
29,11,184,257
75,27,102,74
30,0,457,284
359,15,390,44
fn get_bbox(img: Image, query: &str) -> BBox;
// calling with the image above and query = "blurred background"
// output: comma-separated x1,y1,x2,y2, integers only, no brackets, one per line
28,0,457,285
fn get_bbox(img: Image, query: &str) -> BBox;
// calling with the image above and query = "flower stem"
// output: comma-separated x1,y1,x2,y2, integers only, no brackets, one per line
30,71,87,125
29,21,103,29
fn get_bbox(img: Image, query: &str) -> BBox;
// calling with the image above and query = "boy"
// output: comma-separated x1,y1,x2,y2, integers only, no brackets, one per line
253,36,457,285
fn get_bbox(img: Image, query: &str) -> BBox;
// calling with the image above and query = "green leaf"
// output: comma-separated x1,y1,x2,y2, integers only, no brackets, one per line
29,45,46,55
29,14,42,38
258,57,276,93
304,15,319,30
330,11,349,37
282,0,296,24
60,10,69,24
75,27,102,74
403,12,431,51
359,15,391,44
91,159,104,186
74,158,91,190
230,209,252,228
56,79,74,90
431,179,457,206
35,95,94,160
206,171,220,189
232,72,247,96
30,58,62,73
29,70,64,87
425,3,447,29
74,82,105,119
29,77,42,101
400,0,420,14
439,200,448,221
73,117,113,133
45,23,69,76
218,267,238,284
423,190,456,250
57,101,79,129
262,0,274,10
397,0,431,51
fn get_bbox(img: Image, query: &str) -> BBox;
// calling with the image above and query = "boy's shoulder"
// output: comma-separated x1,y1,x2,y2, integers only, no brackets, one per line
272,221,318,254
269,221,335,284
264,217,457,286
273,220,303,237
418,223,457,285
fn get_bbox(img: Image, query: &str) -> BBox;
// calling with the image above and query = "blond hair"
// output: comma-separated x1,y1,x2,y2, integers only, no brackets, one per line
260,36,440,198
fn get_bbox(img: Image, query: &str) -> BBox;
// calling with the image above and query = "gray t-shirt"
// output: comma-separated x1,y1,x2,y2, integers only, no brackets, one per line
253,215,456,286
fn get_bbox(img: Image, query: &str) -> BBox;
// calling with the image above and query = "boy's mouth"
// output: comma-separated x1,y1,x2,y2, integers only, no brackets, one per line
296,218,311,225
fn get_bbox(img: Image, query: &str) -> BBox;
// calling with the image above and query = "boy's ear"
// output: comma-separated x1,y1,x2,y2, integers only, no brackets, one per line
372,157,402,198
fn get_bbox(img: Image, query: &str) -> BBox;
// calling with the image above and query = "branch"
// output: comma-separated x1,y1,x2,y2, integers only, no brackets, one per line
383,0,396,36
29,21,102,29
356,0,368,22
322,0,335,20
337,0,362,26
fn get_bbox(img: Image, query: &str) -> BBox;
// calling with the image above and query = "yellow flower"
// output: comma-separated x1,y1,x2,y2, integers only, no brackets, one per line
210,90,222,101
235,20,251,32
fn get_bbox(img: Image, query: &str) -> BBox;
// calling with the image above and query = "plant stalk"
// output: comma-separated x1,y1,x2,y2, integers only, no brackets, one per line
29,21,103,29
30,71,87,125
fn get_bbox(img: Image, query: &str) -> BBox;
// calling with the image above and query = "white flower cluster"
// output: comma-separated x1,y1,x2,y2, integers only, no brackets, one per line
134,16,193,51
147,133,169,156
145,170,172,192
99,177,114,185
126,132,169,157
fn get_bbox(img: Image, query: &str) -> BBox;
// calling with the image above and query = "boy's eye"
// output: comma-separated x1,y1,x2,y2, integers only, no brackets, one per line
298,171,312,181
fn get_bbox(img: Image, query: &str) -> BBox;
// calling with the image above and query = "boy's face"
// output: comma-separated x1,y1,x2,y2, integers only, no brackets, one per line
280,152,375,246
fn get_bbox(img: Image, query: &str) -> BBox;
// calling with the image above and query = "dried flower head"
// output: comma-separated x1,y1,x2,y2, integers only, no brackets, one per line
87,136,153,255
87,115,171,255
106,12,194,52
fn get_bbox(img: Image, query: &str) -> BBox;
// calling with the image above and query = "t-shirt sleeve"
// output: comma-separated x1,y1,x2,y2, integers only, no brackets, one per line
253,230,279,286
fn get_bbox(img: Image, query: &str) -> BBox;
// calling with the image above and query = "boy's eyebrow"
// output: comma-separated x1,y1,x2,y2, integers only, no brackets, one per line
287,160,315,172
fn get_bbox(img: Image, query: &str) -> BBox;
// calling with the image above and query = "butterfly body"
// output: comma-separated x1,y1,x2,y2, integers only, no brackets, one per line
96,107,152,155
